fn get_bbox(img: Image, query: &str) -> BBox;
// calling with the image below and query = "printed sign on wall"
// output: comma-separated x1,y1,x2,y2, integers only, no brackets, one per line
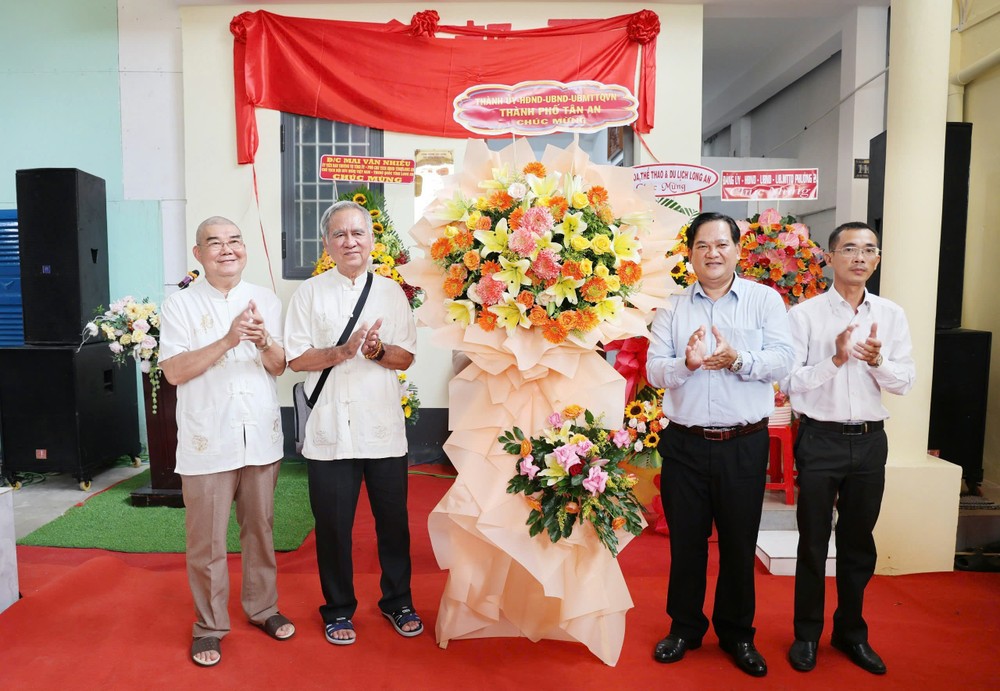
633,163,719,197
453,80,638,136
720,168,818,200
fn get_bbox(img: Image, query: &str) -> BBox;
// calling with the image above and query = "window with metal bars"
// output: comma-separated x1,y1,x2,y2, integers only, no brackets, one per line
280,113,384,279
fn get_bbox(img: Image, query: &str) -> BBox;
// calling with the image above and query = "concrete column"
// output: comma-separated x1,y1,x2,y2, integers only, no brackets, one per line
836,7,888,225
873,0,961,575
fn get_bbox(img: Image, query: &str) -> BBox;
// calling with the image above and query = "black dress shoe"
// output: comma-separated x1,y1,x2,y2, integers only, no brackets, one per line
720,641,768,677
831,638,886,675
653,634,701,663
788,640,818,671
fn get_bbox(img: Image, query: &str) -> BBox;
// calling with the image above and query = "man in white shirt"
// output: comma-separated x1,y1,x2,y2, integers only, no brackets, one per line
785,222,915,675
159,216,294,667
285,201,420,646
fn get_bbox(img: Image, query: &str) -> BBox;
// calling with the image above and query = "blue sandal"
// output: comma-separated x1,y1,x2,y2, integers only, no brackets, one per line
382,606,424,638
324,617,356,646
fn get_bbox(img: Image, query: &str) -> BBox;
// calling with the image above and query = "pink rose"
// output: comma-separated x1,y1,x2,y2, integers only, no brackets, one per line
612,428,631,448
553,443,582,472
548,411,564,427
519,456,539,480
582,466,609,495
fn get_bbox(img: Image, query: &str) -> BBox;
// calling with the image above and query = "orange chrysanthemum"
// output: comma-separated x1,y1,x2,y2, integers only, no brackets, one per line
769,267,784,282
542,320,568,344
561,260,584,280
486,190,514,211
476,309,498,332
792,283,804,297
575,308,599,332
475,215,492,231
523,161,546,177
447,263,468,280
443,277,465,298
481,260,501,276
516,290,535,309
430,237,453,261
587,186,609,206
453,230,474,250
581,276,609,303
508,207,525,230
548,196,568,222
618,261,642,286
598,206,614,224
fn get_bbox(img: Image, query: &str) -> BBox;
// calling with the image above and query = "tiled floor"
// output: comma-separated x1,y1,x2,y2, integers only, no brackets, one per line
8,462,147,540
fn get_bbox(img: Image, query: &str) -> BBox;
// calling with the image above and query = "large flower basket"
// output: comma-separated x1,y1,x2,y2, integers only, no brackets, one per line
399,139,684,665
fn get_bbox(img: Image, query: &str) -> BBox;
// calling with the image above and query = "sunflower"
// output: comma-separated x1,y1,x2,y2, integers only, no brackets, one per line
625,401,644,419
372,221,384,234
370,209,381,219
352,193,367,205
643,432,659,448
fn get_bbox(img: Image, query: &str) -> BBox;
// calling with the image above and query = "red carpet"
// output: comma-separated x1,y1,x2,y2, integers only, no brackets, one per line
5,470,999,689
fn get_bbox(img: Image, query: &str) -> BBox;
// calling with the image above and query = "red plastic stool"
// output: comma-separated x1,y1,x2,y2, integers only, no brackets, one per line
766,424,796,505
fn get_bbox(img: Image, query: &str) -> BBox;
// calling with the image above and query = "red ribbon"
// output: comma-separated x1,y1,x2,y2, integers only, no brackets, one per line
409,10,440,36
605,337,649,402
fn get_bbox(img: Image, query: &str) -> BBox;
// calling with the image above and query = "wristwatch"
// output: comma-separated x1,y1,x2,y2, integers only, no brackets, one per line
872,353,883,368
729,352,744,373
257,334,273,352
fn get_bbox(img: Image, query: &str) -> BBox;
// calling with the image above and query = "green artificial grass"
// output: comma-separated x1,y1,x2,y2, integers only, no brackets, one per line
17,460,314,553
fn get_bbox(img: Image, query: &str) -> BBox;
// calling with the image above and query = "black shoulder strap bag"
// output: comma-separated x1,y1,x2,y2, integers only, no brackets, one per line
307,271,373,409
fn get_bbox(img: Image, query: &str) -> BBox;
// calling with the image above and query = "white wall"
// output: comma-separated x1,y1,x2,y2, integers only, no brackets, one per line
179,2,704,407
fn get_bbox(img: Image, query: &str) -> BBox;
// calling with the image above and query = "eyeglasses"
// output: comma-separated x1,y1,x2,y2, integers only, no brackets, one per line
200,238,245,252
832,246,880,258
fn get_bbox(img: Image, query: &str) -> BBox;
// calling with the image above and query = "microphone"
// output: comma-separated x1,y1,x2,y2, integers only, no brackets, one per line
177,269,200,289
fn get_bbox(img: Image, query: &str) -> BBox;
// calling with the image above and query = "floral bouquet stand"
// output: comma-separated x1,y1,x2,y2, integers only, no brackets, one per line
399,139,683,665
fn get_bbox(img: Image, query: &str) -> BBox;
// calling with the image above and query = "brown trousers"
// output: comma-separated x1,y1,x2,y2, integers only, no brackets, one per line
182,461,281,639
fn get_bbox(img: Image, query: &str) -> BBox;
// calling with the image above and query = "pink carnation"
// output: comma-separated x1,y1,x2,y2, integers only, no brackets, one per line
532,249,562,281
582,466,609,496
476,274,505,306
520,206,555,236
508,229,537,257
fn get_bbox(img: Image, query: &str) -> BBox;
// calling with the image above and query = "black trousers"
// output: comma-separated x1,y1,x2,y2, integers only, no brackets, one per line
658,426,769,646
306,455,413,623
793,424,887,644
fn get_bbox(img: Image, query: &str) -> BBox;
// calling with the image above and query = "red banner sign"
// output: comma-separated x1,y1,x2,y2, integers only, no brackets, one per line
453,80,638,136
319,156,415,184
720,168,818,200
633,163,719,197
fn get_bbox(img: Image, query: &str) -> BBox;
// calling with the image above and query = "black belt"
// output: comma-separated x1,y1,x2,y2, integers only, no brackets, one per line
800,415,884,436
668,418,769,442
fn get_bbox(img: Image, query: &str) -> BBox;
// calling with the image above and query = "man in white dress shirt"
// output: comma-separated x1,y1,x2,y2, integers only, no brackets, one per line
785,222,915,675
284,201,420,646
160,217,294,667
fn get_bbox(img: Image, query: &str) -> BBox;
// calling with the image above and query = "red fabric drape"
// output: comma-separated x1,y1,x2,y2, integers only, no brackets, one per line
231,9,659,164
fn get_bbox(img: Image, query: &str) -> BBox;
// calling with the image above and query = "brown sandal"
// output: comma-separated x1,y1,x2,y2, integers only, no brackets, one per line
255,612,295,640
191,636,222,666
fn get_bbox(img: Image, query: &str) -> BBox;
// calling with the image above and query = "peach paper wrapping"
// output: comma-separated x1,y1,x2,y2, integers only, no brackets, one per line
400,140,685,666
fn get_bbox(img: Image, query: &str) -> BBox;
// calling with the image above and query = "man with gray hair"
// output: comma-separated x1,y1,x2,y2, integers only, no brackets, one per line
285,201,420,646
160,216,294,667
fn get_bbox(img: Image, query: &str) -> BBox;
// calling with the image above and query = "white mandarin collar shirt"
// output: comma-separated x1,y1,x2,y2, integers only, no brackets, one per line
786,287,915,423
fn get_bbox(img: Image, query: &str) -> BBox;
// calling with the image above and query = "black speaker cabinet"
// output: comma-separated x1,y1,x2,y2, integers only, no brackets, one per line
867,123,972,327
0,343,140,486
15,168,110,344
928,328,991,490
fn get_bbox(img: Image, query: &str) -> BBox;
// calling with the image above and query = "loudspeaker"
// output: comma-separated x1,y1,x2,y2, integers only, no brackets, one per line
936,122,972,329
866,124,972,327
0,343,140,484
928,328,991,490
15,168,110,344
